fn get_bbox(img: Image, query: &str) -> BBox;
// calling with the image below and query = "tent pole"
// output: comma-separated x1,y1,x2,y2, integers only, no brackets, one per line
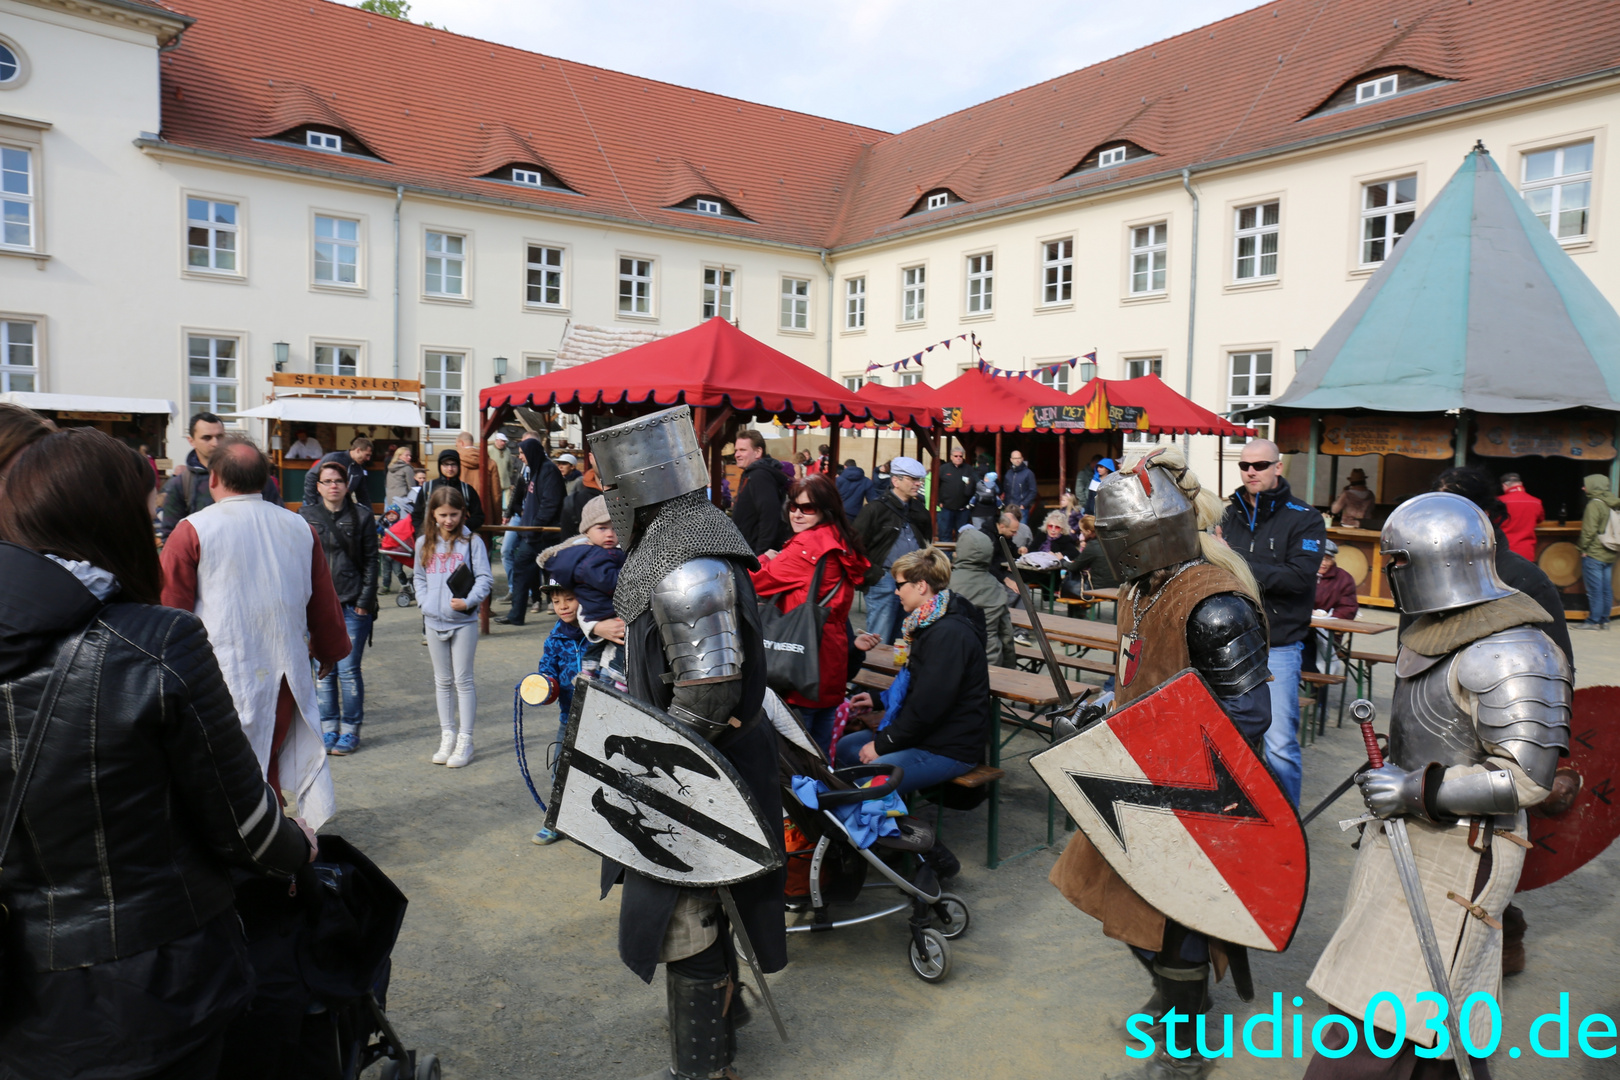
1454,410,1468,467
1306,417,1321,509
829,421,841,479
1611,417,1620,491
872,429,880,474
1217,435,1224,498
926,425,940,539
1059,430,1068,500
995,432,1003,482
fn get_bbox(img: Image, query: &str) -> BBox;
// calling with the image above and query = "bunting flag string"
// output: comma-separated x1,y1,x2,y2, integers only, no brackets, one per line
864,333,975,373
975,349,1098,381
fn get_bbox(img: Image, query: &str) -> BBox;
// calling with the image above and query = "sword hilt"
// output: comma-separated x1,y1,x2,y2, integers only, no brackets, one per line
1349,699,1384,769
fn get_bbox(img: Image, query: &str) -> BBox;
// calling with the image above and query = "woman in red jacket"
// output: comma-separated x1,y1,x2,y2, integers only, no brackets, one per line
752,473,871,752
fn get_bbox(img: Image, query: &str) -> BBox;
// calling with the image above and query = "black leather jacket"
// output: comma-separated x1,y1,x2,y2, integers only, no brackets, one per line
301,499,380,611
0,544,312,973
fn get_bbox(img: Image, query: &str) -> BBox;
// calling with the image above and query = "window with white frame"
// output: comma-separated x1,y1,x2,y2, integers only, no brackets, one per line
901,265,926,322
966,253,994,313
1124,357,1163,443
842,376,864,392
1233,201,1280,281
1522,141,1593,242
1099,145,1128,168
512,168,545,187
1360,177,1416,265
1130,223,1168,294
423,351,464,430
899,371,922,386
1035,364,1070,394
618,257,653,315
1042,238,1074,304
695,198,723,215
780,278,810,330
1228,350,1274,444
1356,74,1399,103
313,342,358,395
0,43,20,85
0,146,30,250
926,191,950,210
1,319,36,391
185,197,237,273
306,130,342,152
425,231,465,297
314,214,359,285
527,245,565,307
703,267,733,320
845,277,866,330
187,335,238,417
525,355,554,379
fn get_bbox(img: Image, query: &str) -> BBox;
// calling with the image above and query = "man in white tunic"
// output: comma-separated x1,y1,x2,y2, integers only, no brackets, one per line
160,436,351,829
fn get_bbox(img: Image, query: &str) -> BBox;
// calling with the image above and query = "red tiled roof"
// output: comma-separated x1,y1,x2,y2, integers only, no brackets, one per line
156,0,1620,252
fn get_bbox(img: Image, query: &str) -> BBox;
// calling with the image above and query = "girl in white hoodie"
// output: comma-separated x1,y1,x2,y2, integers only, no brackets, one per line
413,487,492,767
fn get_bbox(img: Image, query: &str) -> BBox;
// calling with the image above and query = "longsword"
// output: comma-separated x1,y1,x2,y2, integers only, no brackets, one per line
1348,699,1474,1080
997,534,1074,709
717,885,789,1042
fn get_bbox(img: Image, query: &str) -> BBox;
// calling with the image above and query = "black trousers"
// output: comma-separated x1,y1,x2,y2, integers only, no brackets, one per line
507,534,545,623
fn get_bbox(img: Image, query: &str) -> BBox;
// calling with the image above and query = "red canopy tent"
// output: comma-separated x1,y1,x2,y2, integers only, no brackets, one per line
1068,374,1256,438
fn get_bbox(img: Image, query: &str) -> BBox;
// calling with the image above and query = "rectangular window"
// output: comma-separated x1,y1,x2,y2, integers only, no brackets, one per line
1042,238,1074,304
1360,177,1416,265
618,257,653,315
695,198,722,215
899,372,922,386
1,147,32,249
313,343,359,395
313,214,358,285
703,267,734,320
845,277,866,330
1035,364,1070,394
926,192,949,210
966,253,994,313
1228,350,1274,444
423,351,464,430
1522,140,1593,241
306,131,342,152
425,231,465,297
1130,223,1167,294
1124,357,1163,443
842,376,864,392
512,168,544,187
187,335,238,417
526,355,553,379
1,319,36,392
526,245,565,307
1234,201,1280,280
1099,146,1128,168
1356,74,1399,103
901,265,926,322
186,196,238,273
780,277,810,330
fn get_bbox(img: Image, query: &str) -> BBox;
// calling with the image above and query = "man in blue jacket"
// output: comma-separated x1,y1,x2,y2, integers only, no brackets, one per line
499,435,566,626
836,459,873,516
1216,438,1326,807
1003,449,1038,524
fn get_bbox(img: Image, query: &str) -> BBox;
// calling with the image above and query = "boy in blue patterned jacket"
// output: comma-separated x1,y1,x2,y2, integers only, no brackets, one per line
531,577,589,845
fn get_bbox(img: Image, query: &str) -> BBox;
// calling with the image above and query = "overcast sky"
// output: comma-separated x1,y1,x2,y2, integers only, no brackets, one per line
388,1,1267,133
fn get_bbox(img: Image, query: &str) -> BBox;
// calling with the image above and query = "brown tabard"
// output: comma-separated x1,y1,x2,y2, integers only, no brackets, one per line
1049,562,1253,952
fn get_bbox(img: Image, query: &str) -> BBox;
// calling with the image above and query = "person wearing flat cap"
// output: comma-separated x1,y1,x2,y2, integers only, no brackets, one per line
411,447,485,535
1331,468,1375,529
852,455,933,644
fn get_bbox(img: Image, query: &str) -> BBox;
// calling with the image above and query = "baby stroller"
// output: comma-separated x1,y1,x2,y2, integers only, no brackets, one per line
774,704,969,983
379,515,416,608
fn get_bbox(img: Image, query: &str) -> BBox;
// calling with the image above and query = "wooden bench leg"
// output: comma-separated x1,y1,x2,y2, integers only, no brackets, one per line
987,699,1001,868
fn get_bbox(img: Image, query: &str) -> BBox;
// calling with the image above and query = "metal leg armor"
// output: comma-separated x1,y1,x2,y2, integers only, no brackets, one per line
664,969,734,1080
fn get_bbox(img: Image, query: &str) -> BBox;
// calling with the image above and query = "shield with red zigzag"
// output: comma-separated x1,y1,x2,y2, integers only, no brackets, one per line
1519,684,1620,893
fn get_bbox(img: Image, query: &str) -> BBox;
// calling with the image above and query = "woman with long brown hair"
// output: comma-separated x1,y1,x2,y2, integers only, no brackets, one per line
0,426,314,1079
750,472,870,752
413,485,493,768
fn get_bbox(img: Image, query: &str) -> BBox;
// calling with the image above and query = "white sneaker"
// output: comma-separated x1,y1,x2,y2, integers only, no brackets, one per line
446,733,474,768
431,728,457,764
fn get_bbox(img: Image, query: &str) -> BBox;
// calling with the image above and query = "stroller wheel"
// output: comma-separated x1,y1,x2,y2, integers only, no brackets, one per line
908,927,951,982
415,1054,441,1080
931,893,970,940
396,588,414,608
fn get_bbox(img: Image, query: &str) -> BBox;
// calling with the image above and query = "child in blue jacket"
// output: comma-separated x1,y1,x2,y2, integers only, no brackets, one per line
531,577,589,846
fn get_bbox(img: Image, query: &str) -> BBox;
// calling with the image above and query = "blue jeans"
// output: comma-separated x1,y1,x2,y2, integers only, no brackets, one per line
502,528,519,593
936,508,970,541
833,730,974,795
317,606,371,735
1264,640,1303,807
865,571,903,645
800,706,838,756
1582,555,1614,625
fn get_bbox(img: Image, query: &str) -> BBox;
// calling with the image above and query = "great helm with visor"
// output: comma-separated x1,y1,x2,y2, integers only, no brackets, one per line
1093,449,1201,581
586,405,709,540
1379,491,1514,615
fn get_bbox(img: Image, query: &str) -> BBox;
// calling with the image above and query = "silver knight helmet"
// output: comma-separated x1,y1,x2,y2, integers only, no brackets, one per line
1094,451,1201,581
587,405,709,540
1380,491,1514,615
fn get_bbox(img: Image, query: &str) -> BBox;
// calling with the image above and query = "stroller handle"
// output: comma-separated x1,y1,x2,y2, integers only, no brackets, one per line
820,764,903,806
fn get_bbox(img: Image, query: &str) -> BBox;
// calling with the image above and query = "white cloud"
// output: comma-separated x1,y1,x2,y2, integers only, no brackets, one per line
392,0,1265,132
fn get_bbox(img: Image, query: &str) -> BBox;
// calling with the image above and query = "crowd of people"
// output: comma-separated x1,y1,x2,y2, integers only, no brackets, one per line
0,395,1601,1080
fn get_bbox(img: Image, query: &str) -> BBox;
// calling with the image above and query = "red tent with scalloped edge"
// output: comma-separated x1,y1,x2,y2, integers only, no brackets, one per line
927,368,1055,433
479,317,941,427
1071,374,1255,437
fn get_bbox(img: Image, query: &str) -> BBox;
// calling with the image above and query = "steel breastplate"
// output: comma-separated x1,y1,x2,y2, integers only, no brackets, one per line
1388,652,1488,772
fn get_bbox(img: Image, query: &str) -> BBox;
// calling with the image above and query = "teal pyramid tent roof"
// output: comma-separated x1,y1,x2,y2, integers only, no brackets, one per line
1269,145,1620,416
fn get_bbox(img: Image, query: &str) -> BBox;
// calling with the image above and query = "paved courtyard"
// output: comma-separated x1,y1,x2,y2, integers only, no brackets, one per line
328,588,1619,1079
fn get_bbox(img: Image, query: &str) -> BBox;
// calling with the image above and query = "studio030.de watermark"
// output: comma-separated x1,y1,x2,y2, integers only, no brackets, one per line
1125,992,1618,1062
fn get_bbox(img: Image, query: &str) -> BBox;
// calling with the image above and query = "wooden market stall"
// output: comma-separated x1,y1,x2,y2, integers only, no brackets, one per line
1260,145,1620,615
1,390,177,471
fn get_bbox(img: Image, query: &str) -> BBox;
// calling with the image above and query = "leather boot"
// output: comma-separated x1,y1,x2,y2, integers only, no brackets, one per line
663,968,735,1080
1150,963,1216,1078
1502,902,1527,976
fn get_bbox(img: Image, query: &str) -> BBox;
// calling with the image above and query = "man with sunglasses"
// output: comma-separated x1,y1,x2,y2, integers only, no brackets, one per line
1217,438,1326,807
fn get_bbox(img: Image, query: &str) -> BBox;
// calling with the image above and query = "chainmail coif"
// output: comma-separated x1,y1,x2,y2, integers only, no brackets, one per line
613,490,759,623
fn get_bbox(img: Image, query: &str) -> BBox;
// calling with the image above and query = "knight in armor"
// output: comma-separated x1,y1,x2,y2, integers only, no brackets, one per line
1048,448,1273,1080
1305,492,1571,1078
586,406,785,1080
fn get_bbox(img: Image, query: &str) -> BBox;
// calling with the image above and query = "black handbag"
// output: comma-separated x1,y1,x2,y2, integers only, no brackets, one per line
446,561,475,600
0,627,90,1012
757,551,842,701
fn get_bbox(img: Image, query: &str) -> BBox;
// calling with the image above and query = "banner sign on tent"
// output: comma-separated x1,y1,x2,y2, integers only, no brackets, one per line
1285,414,1454,458
1473,413,1617,461
1022,403,1148,431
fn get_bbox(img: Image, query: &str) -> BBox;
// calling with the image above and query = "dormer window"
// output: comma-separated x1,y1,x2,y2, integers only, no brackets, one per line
695,198,722,215
479,164,577,194
265,125,381,160
306,131,342,152
1356,74,1399,103
906,188,960,216
1098,145,1128,168
1063,141,1153,178
512,168,544,186
669,194,750,220
926,192,950,210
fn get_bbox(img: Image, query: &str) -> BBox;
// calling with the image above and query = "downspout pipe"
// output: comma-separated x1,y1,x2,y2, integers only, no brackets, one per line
393,185,404,378
1180,168,1200,458
819,249,834,377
